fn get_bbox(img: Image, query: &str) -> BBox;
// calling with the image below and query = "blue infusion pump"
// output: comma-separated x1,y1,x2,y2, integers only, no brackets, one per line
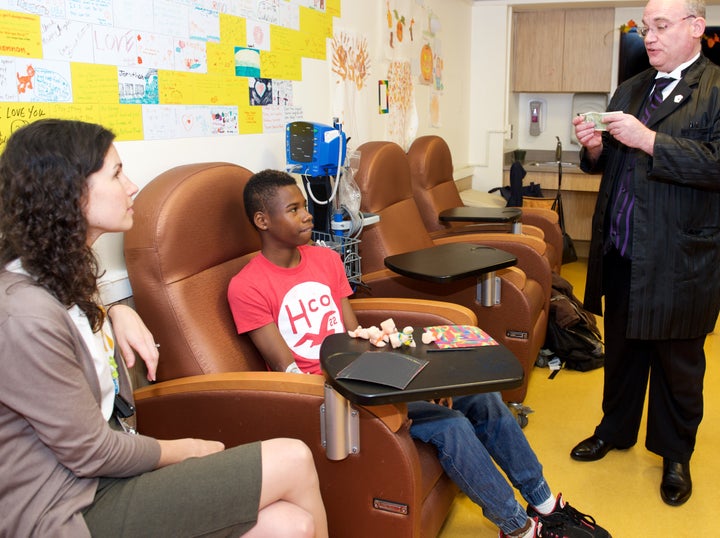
286,121,347,177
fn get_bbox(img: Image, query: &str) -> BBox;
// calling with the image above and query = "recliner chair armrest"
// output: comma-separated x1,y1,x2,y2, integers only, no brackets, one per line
349,297,477,327
431,234,552,310
134,371,408,434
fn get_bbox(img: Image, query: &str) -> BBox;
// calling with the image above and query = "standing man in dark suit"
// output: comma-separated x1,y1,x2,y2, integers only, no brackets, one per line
570,0,720,507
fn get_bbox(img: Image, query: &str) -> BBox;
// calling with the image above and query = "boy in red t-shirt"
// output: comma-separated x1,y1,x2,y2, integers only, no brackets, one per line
228,169,611,538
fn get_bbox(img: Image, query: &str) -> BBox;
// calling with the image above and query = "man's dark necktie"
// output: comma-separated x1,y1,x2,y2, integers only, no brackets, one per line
609,76,675,257
640,77,674,125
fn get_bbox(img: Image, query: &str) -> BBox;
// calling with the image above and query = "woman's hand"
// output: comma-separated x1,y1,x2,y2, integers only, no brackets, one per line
107,304,159,381
156,438,225,468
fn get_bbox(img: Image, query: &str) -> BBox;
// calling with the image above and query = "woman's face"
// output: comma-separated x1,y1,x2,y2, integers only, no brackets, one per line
84,144,138,245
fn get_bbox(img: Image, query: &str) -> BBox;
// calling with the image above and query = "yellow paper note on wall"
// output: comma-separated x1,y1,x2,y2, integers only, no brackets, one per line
270,26,302,55
100,104,144,141
300,7,333,39
220,13,247,44
158,70,193,105
238,104,262,135
260,50,301,81
71,63,119,104
326,0,341,17
0,10,41,58
207,42,235,75
0,102,57,152
214,75,247,106
43,103,100,124
303,33,327,61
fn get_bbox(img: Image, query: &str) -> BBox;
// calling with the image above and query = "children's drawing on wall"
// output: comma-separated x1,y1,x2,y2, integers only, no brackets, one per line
175,38,207,71
331,29,370,146
247,19,270,50
429,90,441,128
433,46,444,91
118,67,159,104
0,0,337,146
17,60,72,103
255,0,280,24
378,80,389,114
387,59,417,150
137,33,175,69
16,64,35,95
418,41,432,85
249,76,273,105
385,0,414,49
383,0,415,58
272,79,293,106
234,46,261,77
211,106,238,135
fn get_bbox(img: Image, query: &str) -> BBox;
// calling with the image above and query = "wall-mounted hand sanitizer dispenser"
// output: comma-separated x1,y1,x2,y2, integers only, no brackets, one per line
529,99,546,136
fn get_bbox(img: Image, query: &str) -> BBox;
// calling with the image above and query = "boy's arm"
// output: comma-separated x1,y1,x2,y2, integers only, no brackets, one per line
341,298,358,332
246,323,296,372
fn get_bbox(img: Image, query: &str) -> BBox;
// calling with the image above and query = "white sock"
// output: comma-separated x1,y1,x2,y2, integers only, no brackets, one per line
533,493,558,515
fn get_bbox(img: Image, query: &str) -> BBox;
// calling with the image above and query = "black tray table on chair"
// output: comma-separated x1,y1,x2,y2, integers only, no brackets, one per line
439,206,522,234
320,327,523,460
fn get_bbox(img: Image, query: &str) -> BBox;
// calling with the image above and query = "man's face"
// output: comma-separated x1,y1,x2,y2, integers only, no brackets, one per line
642,0,705,73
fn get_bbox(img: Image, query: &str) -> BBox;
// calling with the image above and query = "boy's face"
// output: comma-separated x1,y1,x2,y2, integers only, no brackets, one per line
261,184,314,246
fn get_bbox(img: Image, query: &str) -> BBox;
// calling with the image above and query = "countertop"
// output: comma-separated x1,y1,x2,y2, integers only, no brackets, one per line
504,149,581,173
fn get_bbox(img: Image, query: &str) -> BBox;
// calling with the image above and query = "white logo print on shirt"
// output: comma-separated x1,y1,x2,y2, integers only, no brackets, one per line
278,281,343,360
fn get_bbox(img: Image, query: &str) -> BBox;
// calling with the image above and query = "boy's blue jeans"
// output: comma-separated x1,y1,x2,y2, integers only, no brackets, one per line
408,392,551,535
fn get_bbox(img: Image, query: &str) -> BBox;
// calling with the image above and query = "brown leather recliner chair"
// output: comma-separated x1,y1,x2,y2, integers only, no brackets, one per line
353,142,551,404
407,135,563,274
124,162,482,537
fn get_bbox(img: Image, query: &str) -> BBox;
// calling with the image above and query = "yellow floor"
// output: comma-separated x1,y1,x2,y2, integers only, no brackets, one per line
438,260,717,537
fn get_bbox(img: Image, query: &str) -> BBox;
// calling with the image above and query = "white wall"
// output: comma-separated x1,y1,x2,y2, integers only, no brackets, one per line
468,0,720,194
96,0,475,301
468,3,512,192
96,0,720,301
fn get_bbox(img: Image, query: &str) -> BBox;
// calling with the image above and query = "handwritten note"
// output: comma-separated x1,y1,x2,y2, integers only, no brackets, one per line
206,42,235,75
66,0,113,26
260,50,301,81
219,13,247,44
41,19,94,63
0,0,337,144
0,10,42,58
238,103,262,134
72,63,118,103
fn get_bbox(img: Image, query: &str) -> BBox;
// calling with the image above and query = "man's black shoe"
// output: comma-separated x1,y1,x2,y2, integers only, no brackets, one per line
570,435,616,461
660,459,692,506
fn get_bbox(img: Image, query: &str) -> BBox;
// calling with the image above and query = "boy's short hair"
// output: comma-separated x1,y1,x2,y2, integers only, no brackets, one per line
243,169,298,225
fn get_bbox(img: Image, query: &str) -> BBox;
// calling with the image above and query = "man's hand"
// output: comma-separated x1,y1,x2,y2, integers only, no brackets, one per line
573,115,603,163
603,113,656,155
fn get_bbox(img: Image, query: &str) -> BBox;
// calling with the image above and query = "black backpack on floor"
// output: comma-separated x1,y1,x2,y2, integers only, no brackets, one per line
544,273,604,372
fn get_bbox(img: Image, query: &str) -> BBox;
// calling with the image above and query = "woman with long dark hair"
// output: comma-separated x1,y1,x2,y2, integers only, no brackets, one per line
0,119,328,537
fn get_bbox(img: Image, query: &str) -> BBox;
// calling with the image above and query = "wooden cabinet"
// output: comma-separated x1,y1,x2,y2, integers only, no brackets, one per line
503,168,601,242
512,8,614,93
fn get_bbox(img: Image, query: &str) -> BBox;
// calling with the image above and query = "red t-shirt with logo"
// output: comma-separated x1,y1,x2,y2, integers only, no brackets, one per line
228,245,353,374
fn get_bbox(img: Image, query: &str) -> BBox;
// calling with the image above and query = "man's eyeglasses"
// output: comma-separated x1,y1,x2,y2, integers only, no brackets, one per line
638,15,696,38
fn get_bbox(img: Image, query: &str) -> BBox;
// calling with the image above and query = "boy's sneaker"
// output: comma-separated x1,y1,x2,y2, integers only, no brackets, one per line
526,493,611,538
